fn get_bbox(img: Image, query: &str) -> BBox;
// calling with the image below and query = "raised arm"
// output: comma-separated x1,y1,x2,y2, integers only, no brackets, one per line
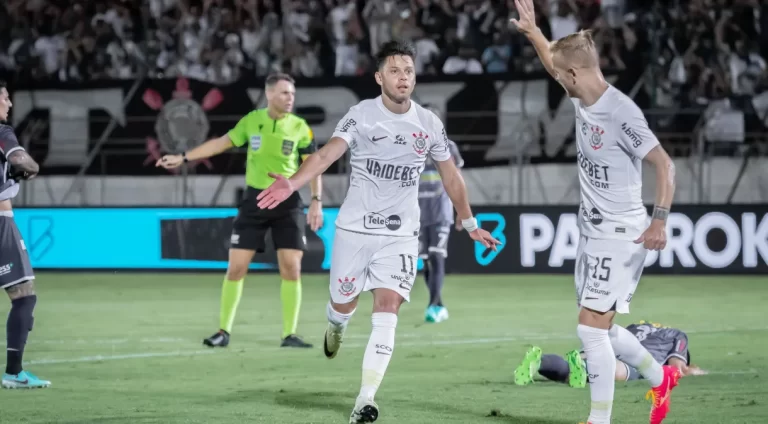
511,0,557,79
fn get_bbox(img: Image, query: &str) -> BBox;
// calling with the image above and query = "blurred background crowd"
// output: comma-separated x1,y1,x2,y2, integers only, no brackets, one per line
1,0,767,144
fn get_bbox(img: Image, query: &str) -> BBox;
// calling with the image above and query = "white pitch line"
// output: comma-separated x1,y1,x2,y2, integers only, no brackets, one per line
28,350,218,365
29,325,768,347
25,335,565,365
706,369,759,375
25,338,764,379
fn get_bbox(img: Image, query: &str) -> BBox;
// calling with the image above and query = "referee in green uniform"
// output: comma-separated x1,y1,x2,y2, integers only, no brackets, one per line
157,73,323,348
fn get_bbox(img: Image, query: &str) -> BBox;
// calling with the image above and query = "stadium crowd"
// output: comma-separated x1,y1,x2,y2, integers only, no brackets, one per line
0,0,764,88
1,0,767,149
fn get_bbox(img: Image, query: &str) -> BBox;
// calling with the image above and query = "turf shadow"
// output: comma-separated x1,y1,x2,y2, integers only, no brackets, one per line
231,388,351,417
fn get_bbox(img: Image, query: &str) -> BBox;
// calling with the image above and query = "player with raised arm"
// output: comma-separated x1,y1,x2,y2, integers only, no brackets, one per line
256,41,500,423
0,81,49,389
157,73,323,349
511,1,680,423
417,104,464,323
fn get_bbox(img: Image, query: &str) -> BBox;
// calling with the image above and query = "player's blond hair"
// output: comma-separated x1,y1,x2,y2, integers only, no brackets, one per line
549,30,598,68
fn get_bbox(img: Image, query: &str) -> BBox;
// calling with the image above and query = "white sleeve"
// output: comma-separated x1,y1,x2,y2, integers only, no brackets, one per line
331,105,362,146
615,102,660,160
428,117,452,162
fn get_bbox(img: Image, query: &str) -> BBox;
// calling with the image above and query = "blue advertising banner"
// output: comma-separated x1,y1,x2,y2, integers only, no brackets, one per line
13,208,425,272
14,205,765,274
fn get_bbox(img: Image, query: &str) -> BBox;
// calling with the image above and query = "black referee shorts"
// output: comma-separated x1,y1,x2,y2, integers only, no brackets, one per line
230,187,307,253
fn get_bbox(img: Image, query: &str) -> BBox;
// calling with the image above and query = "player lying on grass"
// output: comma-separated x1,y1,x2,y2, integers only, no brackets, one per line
514,321,706,389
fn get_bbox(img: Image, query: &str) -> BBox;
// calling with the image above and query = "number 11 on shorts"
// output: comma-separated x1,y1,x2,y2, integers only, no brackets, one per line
399,254,415,276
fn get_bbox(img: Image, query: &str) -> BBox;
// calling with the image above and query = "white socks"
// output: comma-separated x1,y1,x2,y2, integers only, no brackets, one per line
359,312,398,401
609,324,664,387
577,324,615,424
326,302,354,332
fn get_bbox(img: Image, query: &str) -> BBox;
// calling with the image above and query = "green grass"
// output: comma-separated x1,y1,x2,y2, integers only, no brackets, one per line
1,273,767,423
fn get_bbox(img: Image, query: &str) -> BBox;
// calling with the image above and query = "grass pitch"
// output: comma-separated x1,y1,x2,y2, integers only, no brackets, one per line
1,273,766,423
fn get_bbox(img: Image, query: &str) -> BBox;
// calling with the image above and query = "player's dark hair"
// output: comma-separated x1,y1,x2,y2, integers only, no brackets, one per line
375,40,416,70
0,80,6,90
265,72,295,87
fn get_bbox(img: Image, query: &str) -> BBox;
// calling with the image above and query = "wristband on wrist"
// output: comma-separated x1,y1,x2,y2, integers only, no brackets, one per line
461,217,478,232
652,206,669,221
182,152,189,163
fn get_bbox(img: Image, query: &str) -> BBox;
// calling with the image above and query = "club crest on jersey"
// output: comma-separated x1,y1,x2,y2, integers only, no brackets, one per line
281,139,295,155
412,131,428,155
589,125,605,150
250,135,261,151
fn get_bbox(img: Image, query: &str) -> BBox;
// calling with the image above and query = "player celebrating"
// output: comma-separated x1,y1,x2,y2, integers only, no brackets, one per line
0,81,49,389
256,41,500,423
512,1,680,423
514,321,705,388
157,73,323,349
417,104,464,324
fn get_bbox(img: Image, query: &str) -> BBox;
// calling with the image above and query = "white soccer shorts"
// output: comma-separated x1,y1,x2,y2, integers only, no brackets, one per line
329,229,418,304
574,235,648,314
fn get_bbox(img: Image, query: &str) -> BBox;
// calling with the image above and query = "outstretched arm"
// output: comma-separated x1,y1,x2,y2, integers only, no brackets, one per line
185,135,235,161
289,137,348,190
156,134,235,168
511,0,557,79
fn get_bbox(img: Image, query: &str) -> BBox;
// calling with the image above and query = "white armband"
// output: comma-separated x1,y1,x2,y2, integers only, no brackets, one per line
461,217,478,232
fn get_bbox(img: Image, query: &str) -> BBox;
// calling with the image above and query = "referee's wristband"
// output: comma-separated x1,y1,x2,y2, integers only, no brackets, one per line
461,217,478,233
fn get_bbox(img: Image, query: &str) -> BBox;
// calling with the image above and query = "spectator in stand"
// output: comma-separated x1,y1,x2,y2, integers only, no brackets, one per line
0,0,766,86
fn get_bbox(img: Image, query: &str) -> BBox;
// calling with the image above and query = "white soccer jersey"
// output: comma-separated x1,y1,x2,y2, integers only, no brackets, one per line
572,85,660,241
331,96,452,237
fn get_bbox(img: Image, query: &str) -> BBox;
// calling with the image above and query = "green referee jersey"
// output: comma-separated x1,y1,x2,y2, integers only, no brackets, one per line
227,108,316,190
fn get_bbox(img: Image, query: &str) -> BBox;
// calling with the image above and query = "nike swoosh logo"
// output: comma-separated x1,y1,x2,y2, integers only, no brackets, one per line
375,350,391,355
18,379,28,384
372,136,387,141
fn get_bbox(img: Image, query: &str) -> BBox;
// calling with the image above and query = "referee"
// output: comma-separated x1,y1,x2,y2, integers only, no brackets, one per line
157,73,323,348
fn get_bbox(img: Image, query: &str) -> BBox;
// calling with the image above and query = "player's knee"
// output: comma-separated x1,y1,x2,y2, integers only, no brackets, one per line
327,301,355,325
372,290,404,314
226,263,249,281
578,306,614,329
278,262,301,281
5,280,36,300
277,250,302,280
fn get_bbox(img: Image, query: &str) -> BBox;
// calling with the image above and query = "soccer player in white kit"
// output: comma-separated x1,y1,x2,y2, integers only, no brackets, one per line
256,40,501,423
511,1,681,423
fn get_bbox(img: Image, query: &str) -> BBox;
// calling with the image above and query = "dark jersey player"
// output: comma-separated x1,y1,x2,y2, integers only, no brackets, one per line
0,81,48,389
157,73,323,349
417,104,463,324
514,321,705,388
